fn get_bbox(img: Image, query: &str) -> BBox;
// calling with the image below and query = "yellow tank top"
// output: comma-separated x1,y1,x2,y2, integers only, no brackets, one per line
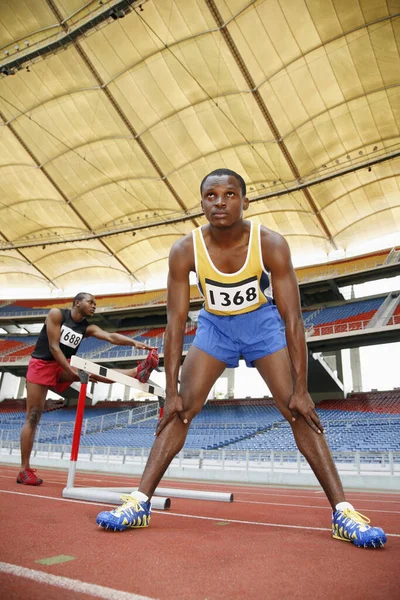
192,221,273,316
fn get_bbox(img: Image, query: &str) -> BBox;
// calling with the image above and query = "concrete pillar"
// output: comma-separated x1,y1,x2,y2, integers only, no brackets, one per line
350,346,363,392
123,385,130,401
17,376,26,399
322,353,336,373
226,368,235,398
336,350,343,384
349,286,362,392
322,351,343,384
0,372,20,400
208,384,216,401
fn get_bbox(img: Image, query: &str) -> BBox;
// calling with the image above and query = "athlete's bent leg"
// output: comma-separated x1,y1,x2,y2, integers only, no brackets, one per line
255,348,387,547
95,347,226,530
138,347,226,499
254,348,345,509
20,382,48,473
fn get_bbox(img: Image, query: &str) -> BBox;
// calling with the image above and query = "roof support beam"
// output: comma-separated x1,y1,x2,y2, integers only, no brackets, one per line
205,0,337,249
0,0,150,75
3,148,398,250
45,0,199,229
0,108,138,282
0,208,56,288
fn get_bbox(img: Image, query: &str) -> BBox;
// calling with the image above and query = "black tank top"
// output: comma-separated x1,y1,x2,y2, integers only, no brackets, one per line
32,308,89,361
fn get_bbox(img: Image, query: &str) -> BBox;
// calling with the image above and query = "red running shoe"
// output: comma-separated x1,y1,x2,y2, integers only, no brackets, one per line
136,349,159,383
17,468,43,485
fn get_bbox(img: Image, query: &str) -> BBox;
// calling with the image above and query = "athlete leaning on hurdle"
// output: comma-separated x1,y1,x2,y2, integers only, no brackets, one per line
17,292,159,486
96,169,386,548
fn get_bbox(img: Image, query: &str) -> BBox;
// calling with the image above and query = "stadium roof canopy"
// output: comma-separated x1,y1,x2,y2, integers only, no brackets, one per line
0,0,400,297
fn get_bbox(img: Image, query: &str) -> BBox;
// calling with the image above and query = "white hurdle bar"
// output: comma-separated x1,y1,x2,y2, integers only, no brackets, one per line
70,355,165,399
81,487,233,503
62,355,234,508
63,487,171,510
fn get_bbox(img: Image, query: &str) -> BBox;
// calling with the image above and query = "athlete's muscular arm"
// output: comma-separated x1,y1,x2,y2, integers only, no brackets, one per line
46,309,80,380
155,235,194,436
85,325,156,351
261,228,323,434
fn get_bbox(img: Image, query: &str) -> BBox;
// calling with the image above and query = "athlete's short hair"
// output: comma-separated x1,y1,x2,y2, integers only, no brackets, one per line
200,168,246,197
72,292,93,306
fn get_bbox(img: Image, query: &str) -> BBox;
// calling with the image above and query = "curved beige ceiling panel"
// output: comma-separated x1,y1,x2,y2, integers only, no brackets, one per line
55,265,132,289
73,185,178,231
0,0,399,296
334,205,400,249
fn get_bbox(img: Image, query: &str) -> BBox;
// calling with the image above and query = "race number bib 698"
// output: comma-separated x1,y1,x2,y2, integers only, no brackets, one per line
60,325,83,349
205,276,259,312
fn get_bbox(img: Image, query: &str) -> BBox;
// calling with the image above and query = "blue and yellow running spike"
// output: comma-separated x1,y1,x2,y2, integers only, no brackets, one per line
96,495,151,532
332,508,386,548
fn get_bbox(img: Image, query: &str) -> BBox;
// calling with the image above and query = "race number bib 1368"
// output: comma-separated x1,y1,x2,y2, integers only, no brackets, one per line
60,325,83,349
205,276,259,312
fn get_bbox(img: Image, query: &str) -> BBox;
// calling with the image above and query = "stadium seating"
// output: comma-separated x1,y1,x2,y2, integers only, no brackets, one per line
0,337,39,362
0,295,396,362
0,288,169,317
1,247,397,319
295,249,391,284
318,391,400,414
2,392,398,452
303,298,384,336
0,339,27,356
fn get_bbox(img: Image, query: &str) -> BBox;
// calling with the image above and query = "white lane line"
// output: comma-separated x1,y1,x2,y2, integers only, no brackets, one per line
165,511,330,532
0,561,155,600
1,468,399,501
161,511,400,537
1,466,400,505
236,499,400,514
1,488,399,536
1,474,400,505
236,491,400,504
0,474,89,486
0,489,116,508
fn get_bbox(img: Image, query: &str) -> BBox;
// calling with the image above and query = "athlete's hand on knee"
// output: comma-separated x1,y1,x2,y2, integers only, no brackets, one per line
155,394,187,436
288,392,324,434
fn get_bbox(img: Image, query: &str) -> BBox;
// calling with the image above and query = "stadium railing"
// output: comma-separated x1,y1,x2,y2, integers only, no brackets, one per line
1,440,398,476
306,317,376,337
0,403,159,444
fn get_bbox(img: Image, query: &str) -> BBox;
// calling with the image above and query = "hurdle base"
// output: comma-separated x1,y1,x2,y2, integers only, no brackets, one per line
62,487,171,510
156,487,233,502
98,487,234,503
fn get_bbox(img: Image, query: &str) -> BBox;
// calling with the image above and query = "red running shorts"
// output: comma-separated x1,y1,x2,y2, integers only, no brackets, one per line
26,357,72,394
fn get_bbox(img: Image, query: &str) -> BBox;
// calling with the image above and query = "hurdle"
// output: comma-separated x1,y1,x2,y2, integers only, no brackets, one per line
62,355,234,509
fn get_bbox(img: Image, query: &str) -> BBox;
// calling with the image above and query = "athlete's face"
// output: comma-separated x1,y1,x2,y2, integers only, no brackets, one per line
76,295,96,317
201,175,249,227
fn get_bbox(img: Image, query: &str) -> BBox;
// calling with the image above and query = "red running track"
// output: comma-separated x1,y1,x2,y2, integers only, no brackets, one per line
0,465,399,600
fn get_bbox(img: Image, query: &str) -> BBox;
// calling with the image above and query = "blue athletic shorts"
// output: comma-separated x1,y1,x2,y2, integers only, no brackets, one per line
192,304,287,368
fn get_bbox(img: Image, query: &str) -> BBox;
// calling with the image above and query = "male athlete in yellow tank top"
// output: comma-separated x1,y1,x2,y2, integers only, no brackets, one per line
190,219,286,368
193,219,270,315
96,169,386,548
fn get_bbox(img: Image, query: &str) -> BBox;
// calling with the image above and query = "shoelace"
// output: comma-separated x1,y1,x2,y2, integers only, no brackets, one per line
114,495,141,514
342,508,371,526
